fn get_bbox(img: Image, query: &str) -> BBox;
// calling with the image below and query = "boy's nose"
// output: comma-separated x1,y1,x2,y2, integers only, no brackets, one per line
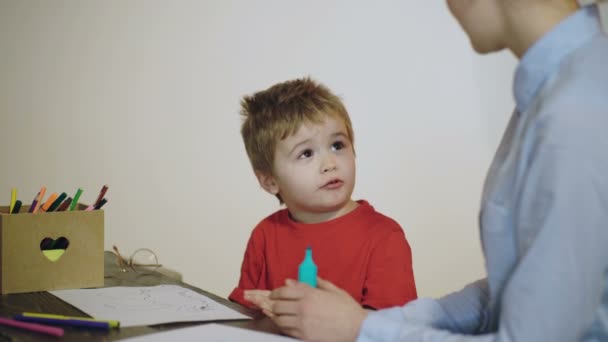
321,155,337,173
322,165,337,173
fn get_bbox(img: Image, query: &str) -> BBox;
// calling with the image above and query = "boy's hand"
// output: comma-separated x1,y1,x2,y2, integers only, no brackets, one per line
244,289,276,317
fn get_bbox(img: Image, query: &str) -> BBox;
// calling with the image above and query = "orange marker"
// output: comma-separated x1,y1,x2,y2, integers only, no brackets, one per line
39,193,58,212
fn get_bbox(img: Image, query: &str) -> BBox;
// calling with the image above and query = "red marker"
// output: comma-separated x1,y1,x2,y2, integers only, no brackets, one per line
94,185,109,207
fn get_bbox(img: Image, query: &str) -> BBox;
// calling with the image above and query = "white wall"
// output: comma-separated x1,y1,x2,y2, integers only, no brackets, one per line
0,1,516,299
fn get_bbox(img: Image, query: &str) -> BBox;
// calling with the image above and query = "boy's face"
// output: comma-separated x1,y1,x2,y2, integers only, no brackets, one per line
258,115,356,222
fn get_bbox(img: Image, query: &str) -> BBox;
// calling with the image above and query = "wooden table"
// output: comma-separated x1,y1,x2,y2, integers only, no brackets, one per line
0,253,281,341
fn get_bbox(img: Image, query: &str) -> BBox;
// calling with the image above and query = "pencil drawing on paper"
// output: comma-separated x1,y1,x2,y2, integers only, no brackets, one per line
50,285,250,327
98,287,212,312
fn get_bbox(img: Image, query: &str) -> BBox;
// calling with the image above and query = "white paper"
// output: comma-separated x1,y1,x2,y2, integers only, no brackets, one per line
50,285,250,327
117,323,299,341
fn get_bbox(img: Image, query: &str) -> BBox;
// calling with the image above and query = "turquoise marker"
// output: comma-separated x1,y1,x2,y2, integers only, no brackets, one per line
298,246,318,287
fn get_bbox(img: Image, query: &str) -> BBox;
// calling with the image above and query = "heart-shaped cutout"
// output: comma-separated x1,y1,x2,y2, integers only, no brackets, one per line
40,237,70,262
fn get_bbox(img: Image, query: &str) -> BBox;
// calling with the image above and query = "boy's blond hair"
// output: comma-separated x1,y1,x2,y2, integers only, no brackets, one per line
240,77,355,178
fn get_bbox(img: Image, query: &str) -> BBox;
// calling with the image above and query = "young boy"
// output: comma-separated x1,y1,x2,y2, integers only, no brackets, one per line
229,77,417,311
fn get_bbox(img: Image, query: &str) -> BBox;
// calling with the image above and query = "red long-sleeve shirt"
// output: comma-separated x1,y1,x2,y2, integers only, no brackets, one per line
229,200,417,309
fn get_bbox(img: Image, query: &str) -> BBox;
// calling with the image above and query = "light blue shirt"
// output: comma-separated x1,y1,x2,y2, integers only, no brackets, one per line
359,6,608,341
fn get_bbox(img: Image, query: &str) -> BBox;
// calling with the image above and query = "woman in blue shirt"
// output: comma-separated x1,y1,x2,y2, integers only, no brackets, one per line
259,0,608,341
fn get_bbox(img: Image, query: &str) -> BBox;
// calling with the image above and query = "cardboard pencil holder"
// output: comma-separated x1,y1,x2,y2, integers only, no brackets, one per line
0,205,104,294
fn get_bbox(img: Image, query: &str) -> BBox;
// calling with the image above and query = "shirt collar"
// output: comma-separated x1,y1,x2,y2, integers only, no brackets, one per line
513,6,601,113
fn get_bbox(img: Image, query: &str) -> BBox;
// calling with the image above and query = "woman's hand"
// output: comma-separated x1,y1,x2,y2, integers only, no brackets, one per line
269,277,368,342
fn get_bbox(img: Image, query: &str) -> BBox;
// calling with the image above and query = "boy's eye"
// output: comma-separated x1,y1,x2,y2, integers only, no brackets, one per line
298,149,313,159
331,141,346,151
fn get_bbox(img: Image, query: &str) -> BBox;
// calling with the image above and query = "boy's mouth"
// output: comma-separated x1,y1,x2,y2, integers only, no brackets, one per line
321,179,343,189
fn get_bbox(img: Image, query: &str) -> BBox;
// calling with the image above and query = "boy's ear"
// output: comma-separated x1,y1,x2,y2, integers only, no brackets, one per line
255,171,279,195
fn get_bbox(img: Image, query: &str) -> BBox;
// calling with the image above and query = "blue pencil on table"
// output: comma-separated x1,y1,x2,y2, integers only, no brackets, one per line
13,315,110,330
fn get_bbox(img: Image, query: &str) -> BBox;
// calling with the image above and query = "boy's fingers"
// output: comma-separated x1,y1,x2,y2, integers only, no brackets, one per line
317,277,340,292
272,300,300,316
245,290,272,306
272,313,300,330
262,307,275,318
261,298,274,311
270,285,308,300
245,289,271,297
245,294,271,308
247,296,263,307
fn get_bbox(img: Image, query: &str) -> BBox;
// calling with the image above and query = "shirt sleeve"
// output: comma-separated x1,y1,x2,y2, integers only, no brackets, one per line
361,224,417,309
357,128,608,341
359,280,490,341
228,227,267,307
